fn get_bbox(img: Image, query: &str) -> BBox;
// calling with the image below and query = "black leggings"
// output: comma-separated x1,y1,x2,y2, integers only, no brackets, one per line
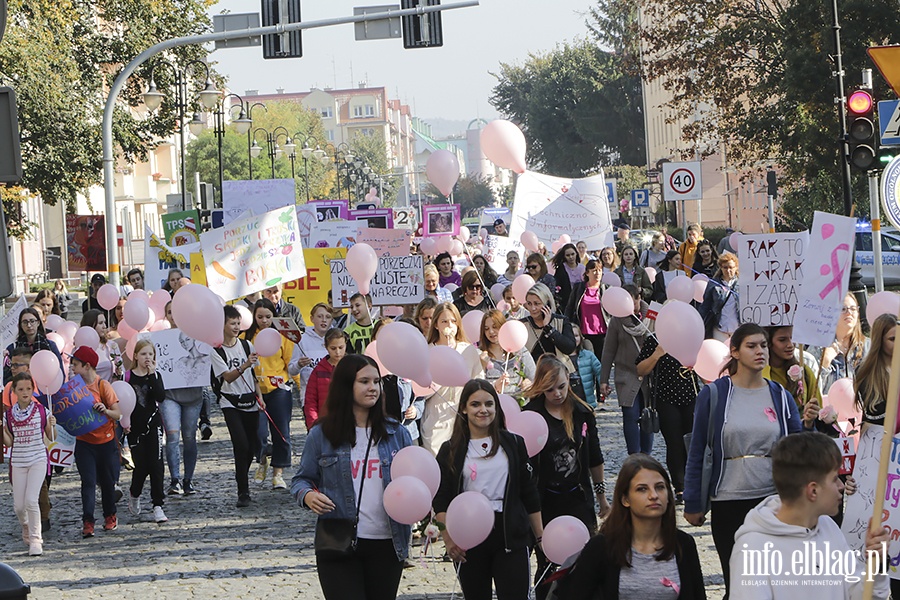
657,400,695,492
316,537,403,600
459,512,531,600
535,489,595,600
127,423,165,507
222,408,260,496
711,497,767,599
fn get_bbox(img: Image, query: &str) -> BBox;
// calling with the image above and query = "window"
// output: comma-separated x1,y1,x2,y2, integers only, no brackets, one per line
360,128,375,137
856,232,872,252
884,234,900,252
325,129,335,141
353,105,364,118
321,106,333,118
364,104,375,117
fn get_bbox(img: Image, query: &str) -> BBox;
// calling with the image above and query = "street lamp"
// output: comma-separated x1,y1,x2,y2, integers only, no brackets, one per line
285,135,318,201
250,126,290,178
246,103,266,179
188,93,252,208
142,59,219,210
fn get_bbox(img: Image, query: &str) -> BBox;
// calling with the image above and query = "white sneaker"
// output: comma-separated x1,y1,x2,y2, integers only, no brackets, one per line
254,455,269,484
272,474,287,489
28,542,42,556
128,495,141,516
153,506,168,523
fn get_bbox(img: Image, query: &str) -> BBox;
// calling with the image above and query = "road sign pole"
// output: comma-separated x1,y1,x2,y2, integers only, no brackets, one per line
681,199,687,239
871,171,884,292
767,194,775,233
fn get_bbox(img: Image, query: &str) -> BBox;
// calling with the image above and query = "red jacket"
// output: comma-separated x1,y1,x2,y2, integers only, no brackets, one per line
304,359,335,428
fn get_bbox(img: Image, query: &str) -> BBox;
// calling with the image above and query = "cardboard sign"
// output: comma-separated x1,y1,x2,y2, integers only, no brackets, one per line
330,255,424,308
392,206,417,230
836,436,856,475
200,205,307,301
51,375,109,437
357,227,413,257
273,317,303,344
422,204,460,236
736,232,808,327
281,248,346,318
66,214,106,271
348,208,393,230
309,220,360,249
150,329,212,390
144,227,196,290
311,199,350,222
161,209,200,246
1,295,27,371
483,234,525,274
222,179,296,226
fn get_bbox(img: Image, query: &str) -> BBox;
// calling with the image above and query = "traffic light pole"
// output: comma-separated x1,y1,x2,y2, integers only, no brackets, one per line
100,0,479,286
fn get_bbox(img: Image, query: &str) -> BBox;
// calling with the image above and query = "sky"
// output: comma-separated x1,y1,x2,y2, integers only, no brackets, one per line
206,0,596,124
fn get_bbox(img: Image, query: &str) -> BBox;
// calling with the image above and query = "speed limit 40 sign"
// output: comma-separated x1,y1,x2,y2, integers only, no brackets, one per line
662,161,702,201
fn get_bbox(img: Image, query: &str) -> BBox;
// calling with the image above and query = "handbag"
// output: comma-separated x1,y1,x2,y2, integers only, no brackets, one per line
683,382,718,513
313,434,373,559
639,387,660,434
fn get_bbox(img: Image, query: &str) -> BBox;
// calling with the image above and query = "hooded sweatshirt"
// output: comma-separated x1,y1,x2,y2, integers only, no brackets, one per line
729,495,889,599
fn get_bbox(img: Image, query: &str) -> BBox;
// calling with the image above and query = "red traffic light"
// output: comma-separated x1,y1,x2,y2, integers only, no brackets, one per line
848,90,874,115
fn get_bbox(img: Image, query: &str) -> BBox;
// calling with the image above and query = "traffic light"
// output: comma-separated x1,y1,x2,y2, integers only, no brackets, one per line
401,0,443,49
846,89,879,171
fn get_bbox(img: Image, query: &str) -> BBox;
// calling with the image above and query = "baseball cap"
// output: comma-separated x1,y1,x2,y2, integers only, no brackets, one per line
493,218,505,227
72,346,99,369
91,273,107,285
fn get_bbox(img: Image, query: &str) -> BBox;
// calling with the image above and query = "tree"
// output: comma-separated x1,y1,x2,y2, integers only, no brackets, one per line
0,0,215,233
490,39,645,178
426,174,495,218
346,133,398,206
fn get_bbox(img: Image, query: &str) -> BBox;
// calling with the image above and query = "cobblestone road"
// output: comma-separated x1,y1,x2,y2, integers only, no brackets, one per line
0,399,726,599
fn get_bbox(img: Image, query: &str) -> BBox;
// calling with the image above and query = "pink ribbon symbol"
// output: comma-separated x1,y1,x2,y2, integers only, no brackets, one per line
764,407,777,422
582,422,588,438
818,243,850,300
660,577,680,594
469,462,477,481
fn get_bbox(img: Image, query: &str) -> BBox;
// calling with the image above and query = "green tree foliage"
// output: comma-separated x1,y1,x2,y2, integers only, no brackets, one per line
490,39,645,178
632,0,900,228
345,133,398,206
426,174,495,218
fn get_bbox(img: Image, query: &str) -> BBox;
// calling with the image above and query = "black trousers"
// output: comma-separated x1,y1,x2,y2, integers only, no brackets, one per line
535,488,596,600
657,400,695,493
316,538,403,600
711,497,766,599
127,423,165,507
222,407,259,496
459,512,531,600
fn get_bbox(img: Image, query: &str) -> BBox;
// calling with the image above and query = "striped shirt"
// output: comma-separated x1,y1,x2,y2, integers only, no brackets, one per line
6,402,48,467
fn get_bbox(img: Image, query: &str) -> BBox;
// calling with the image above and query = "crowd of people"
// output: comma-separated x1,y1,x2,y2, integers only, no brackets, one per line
1,221,895,599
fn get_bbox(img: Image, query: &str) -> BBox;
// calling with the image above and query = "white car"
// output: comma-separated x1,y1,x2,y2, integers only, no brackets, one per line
854,226,900,286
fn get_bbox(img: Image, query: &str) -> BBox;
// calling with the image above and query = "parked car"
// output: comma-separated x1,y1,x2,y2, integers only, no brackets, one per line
855,224,900,286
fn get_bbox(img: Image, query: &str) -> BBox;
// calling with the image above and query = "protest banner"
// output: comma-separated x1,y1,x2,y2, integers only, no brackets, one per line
296,203,317,242
311,199,350,222
200,205,306,301
349,208,393,229
330,255,424,308
51,375,108,437
422,204,460,236
0,294,27,355
190,252,206,286
273,317,303,344
282,248,345,317
736,232,808,326
792,212,856,347
66,214,107,271
392,206,417,230
150,329,212,390
144,227,197,290
483,235,525,274
357,227,413,257
509,171,614,250
309,220,360,249
222,179,297,225
161,209,201,246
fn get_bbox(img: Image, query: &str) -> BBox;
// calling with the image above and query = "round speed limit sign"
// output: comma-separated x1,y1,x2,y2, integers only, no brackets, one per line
662,161,702,201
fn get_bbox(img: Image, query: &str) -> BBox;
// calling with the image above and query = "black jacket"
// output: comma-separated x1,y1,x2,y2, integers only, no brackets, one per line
559,530,707,599
434,430,541,551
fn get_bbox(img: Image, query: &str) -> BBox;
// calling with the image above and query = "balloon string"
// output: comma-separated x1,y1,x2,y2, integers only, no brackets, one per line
449,561,462,600
532,563,553,592
238,370,288,444
501,351,509,395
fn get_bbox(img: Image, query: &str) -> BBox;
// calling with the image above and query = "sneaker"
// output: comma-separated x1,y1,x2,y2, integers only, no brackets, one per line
272,474,287,490
29,542,42,556
167,479,184,496
183,480,197,495
236,493,251,508
200,423,213,441
114,485,124,503
254,455,269,484
103,515,117,531
153,506,168,523
127,494,141,516
675,492,684,506
82,521,94,538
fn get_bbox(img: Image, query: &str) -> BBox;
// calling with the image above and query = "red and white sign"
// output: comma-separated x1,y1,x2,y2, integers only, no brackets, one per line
662,161,702,201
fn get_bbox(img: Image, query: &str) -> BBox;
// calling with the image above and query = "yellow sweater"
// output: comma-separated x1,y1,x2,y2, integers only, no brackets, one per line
762,364,822,408
246,331,298,395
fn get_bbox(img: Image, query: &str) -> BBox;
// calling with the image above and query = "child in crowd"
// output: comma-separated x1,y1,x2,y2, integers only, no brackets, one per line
125,339,168,523
502,285,528,320
344,293,374,354
3,372,55,556
304,328,347,427
570,324,603,409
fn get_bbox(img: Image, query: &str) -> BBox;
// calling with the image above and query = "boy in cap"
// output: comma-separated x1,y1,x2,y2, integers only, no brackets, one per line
82,274,107,313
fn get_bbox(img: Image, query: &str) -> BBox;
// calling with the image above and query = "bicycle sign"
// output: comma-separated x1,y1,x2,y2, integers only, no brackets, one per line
662,161,702,201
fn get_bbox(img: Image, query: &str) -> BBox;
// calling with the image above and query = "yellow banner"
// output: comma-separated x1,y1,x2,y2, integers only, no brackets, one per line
190,252,207,286
282,248,346,318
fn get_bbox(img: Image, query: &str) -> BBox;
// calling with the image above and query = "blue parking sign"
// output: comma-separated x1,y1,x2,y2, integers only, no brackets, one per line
631,189,650,208
605,181,616,205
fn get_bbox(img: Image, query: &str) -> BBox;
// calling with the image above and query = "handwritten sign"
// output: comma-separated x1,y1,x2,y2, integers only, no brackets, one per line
273,317,303,344
483,235,525,274
330,255,424,308
201,205,307,301
736,232,808,326
792,212,856,347
51,375,108,437
282,248,346,318
222,179,297,226
349,208,393,230
357,227,413,257
66,214,106,271
150,330,212,390
144,227,197,290
309,220,360,249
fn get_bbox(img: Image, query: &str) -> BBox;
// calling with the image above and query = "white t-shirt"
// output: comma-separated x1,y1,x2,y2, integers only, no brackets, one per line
210,339,258,411
351,427,391,539
462,437,509,512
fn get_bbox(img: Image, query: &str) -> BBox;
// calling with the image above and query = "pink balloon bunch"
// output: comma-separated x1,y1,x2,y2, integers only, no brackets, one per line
171,283,225,347
480,120,527,173
376,322,431,386
426,150,461,197
542,515,590,564
520,231,539,253
601,287,635,319
346,243,378,295
655,301,704,367
112,380,137,430
254,328,283,357
390,446,441,497
96,284,120,311
511,274,535,304
497,320,527,353
506,411,548,456
428,346,470,387
445,492,495,550
383,476,432,525
693,339,730,382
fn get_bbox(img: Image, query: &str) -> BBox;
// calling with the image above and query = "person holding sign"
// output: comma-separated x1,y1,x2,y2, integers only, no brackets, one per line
698,254,740,341
4,308,62,383
3,372,56,556
854,314,898,433
813,293,869,395
70,346,122,538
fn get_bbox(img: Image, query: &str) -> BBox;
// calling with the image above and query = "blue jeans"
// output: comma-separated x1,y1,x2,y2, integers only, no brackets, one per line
622,390,654,455
75,439,119,523
160,396,203,482
258,388,293,469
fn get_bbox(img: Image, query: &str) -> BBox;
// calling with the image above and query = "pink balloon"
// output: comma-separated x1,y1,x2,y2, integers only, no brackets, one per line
551,240,562,254
112,380,137,430
450,239,465,256
74,326,100,350
390,446,441,498
429,345,470,387
656,301,705,367
542,515,590,564
149,320,171,332
479,228,488,241
124,335,139,360
490,283,506,302
458,227,471,243
255,328,283,357
520,231,539,253
235,305,253,331
383,476,433,525
412,380,436,397
498,393,520,416
45,314,65,331
128,289,150,304
445,492,495,550
148,289,171,315
123,298,151,331
601,271,621,287
58,321,77,343
867,291,900,324
117,320,137,341
498,320,528,353
462,310,485,346
38,368,64,396
666,276,694,303
692,278,709,303
480,120,527,173
420,237,438,255
425,149,461,197
436,235,455,254
496,299,510,313
506,411,549,456
346,243,379,296
511,274,535,304
171,284,224,347
96,284,120,310
693,339,731,382
559,234,572,244
601,287,635,319
376,322,431,386
444,283,459,294
729,231,743,249
178,278,192,288
645,266,657,284
30,350,61,387
46,332,64,350
827,378,859,421
364,340,388,374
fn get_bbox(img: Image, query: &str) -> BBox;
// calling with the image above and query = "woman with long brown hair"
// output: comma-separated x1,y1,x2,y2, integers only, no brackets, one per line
854,313,897,432
817,292,869,394
479,309,535,399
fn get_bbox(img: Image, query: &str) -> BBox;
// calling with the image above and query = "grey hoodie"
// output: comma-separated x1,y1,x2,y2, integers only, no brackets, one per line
729,495,889,599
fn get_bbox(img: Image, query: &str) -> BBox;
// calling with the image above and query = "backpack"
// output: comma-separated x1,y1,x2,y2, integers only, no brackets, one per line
210,339,257,410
